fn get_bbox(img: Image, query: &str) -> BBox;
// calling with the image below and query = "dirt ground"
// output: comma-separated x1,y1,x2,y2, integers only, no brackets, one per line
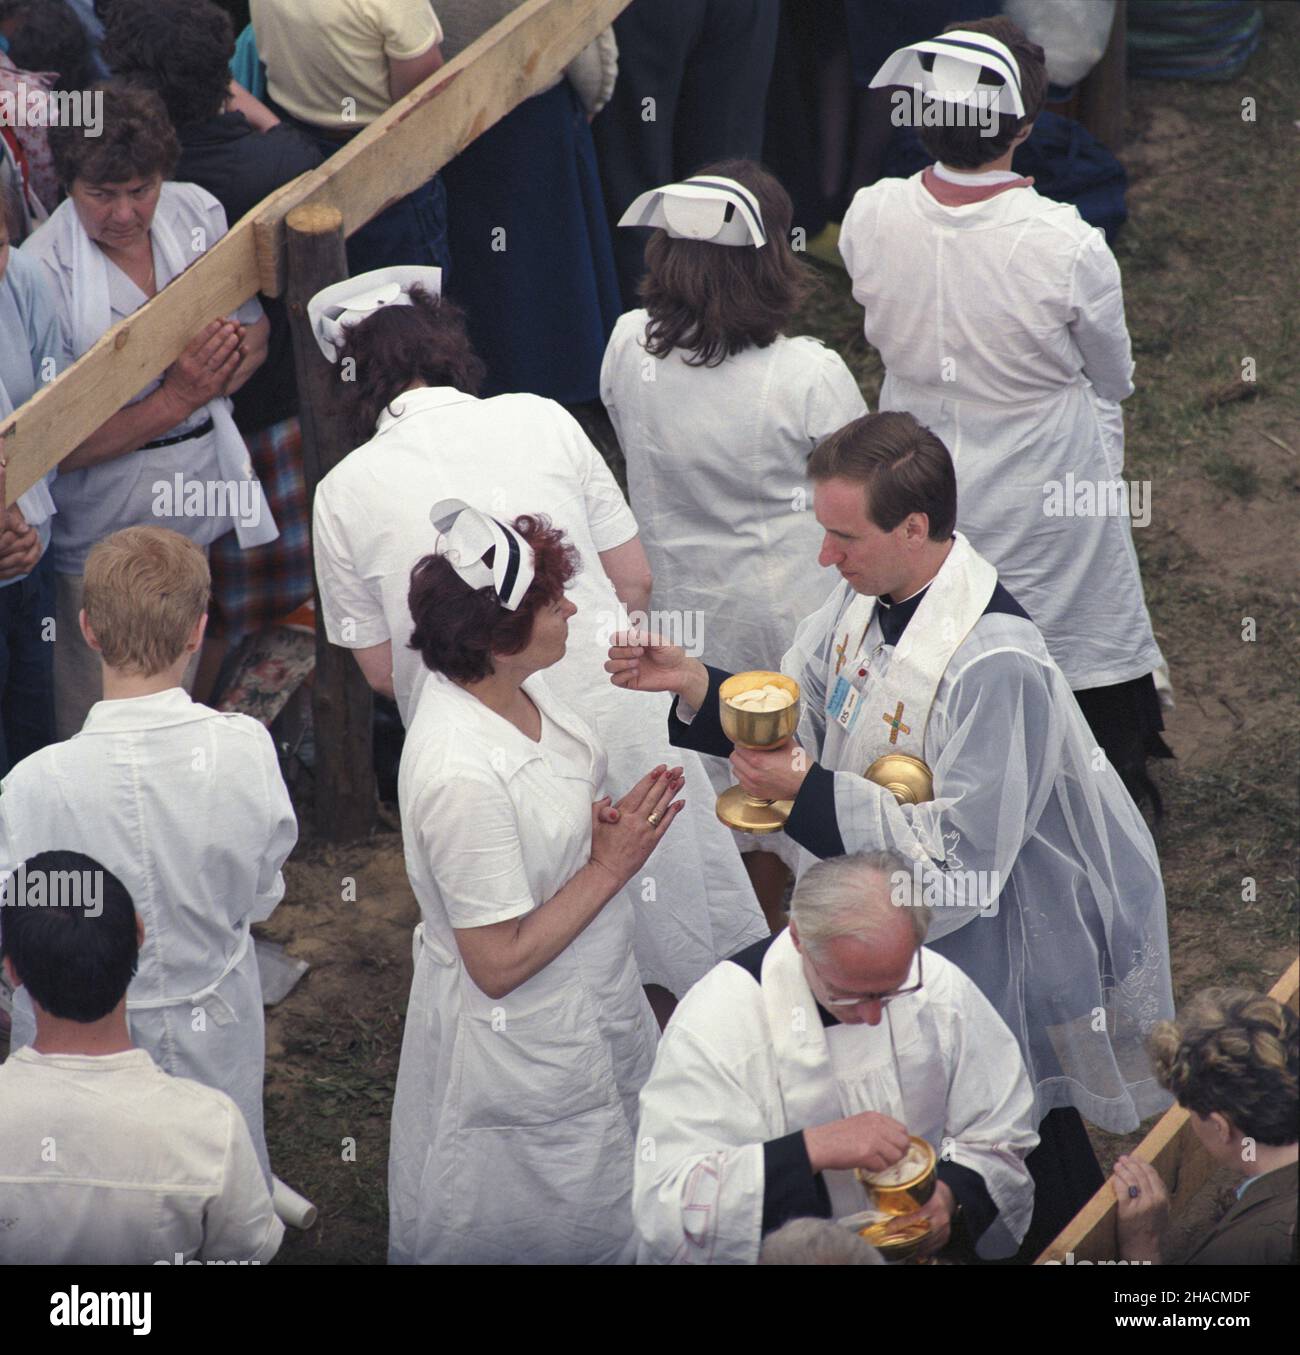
253,7,1299,1264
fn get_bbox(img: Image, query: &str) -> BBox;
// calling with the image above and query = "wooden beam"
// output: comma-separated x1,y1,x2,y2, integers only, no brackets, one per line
1077,0,1127,152
1036,958,1300,1263
283,204,376,843
1,0,631,505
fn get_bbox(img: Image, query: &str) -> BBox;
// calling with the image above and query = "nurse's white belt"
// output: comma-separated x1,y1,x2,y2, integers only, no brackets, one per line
307,265,443,360
124,919,251,1027
869,30,1026,117
428,497,534,612
618,175,767,248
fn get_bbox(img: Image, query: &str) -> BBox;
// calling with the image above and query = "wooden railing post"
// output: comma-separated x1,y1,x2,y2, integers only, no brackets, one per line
284,203,376,841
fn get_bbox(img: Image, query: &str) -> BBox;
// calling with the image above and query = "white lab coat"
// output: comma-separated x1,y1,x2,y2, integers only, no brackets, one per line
839,174,1162,691
313,386,767,993
0,689,298,1181
388,670,658,1264
633,930,1038,1264
0,1047,283,1265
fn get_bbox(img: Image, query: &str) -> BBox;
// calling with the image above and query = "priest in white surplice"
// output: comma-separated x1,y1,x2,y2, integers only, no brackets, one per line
633,853,1038,1264
608,411,1174,1254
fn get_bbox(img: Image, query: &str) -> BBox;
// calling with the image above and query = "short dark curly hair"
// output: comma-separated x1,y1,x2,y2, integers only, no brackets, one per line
333,287,486,445
102,0,235,130
1149,988,1298,1146
49,81,180,188
407,515,579,684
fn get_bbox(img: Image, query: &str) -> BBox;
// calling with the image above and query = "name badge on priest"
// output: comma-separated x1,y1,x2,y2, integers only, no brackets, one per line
829,678,862,731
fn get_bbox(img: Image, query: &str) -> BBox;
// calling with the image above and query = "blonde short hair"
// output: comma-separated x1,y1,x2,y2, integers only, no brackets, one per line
83,527,210,676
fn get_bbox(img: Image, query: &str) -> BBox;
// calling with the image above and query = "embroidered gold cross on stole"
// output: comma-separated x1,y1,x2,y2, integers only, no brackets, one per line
882,701,910,744
834,634,849,676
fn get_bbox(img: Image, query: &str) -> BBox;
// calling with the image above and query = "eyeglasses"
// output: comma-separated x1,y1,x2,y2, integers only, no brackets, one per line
810,950,924,1008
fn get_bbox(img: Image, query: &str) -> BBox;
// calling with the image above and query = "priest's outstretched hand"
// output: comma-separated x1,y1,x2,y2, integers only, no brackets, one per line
606,629,710,709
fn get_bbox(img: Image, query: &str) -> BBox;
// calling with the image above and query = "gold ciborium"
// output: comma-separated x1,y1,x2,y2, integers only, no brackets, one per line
865,753,934,805
717,671,801,834
852,1135,938,1263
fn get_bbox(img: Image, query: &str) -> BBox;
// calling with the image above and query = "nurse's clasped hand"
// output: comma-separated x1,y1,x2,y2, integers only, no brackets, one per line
589,765,686,887
604,629,710,712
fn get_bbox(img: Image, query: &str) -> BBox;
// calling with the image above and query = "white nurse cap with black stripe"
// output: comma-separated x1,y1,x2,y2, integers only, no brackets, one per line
428,499,535,612
617,175,767,247
869,29,1026,117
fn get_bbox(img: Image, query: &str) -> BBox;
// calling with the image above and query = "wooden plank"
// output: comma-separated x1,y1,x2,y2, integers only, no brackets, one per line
1037,958,1300,1263
1,0,630,505
252,0,631,298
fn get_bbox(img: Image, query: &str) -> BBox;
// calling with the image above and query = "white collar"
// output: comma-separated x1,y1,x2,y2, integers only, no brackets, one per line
79,687,214,734
10,1046,158,1073
417,671,596,782
933,162,1024,186
373,385,477,435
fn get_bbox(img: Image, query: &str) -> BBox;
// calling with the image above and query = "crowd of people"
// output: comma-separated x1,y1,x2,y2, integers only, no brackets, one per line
0,0,1294,1268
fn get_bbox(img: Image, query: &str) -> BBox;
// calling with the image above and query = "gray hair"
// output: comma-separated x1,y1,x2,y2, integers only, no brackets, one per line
758,1217,886,1265
790,851,929,956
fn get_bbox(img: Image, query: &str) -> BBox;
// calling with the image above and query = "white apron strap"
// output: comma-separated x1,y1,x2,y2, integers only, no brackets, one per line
127,920,251,1027
760,930,868,1219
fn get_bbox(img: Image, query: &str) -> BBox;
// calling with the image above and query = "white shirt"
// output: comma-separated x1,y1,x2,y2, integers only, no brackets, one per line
839,173,1162,690
22,181,265,574
0,1047,283,1265
601,310,867,679
0,689,299,1179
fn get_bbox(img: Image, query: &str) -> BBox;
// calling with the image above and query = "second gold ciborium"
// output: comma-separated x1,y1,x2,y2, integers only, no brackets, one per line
717,671,801,834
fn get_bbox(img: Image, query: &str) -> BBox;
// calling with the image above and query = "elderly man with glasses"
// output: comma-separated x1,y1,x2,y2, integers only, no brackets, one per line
632,852,1038,1264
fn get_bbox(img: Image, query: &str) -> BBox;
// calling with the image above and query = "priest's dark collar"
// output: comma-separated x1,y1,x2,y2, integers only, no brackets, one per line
875,583,932,647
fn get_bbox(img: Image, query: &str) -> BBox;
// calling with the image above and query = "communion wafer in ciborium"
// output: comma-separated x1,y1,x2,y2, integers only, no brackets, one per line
716,671,801,834
851,1136,938,1262
865,753,934,805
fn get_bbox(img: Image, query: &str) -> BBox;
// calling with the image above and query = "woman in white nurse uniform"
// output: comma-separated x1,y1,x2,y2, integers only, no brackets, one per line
387,502,679,1264
308,270,767,1007
600,162,867,916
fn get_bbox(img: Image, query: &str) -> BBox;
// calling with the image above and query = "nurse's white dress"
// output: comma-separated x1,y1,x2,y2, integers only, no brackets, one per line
313,386,767,994
838,174,1163,693
600,311,868,857
387,670,658,1264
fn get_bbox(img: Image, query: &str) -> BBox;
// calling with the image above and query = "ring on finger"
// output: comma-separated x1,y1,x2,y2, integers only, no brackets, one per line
647,811,662,827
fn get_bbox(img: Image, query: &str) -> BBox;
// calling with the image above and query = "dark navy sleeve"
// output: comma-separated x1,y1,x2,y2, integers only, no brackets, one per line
784,762,846,859
936,1160,998,1246
762,1131,832,1235
667,665,734,758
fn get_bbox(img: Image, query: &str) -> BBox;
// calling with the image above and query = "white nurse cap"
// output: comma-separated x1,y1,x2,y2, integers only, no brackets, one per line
617,175,766,247
428,498,535,612
307,265,443,360
869,29,1025,117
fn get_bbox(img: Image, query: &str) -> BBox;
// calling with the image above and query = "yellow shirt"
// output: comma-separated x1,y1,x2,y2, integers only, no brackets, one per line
251,0,443,129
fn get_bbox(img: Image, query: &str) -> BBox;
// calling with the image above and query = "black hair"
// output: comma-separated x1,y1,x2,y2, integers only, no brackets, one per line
1,851,138,1021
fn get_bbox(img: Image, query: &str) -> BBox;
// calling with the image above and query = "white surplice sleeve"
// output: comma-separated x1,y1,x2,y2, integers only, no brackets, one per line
810,647,1064,943
633,971,777,1265
1069,230,1134,403
928,959,1039,1257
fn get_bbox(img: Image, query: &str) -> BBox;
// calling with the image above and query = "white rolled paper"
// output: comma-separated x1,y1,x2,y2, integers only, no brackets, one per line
272,1176,319,1230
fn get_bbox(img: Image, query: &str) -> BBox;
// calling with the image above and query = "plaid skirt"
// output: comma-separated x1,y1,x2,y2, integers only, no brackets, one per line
209,416,313,643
